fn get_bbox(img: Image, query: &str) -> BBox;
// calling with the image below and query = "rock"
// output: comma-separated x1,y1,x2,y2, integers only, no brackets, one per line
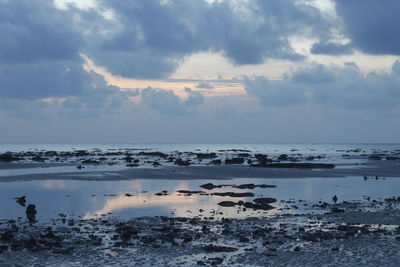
331,207,345,213
77,165,84,169
26,204,37,223
126,163,139,167
254,154,271,163
212,192,254,197
294,246,301,252
250,163,335,169
32,156,46,162
332,195,338,204
0,153,20,162
1,230,14,243
174,158,191,166
224,158,245,164
202,244,238,253
243,202,274,210
369,155,382,160
278,154,289,161
253,198,277,205
209,159,222,165
74,150,90,157
177,190,205,194
155,192,169,196
387,156,400,160
137,151,168,158
218,201,237,207
236,183,256,189
82,159,100,164
200,183,218,190
196,153,217,159
239,236,250,243
236,184,276,189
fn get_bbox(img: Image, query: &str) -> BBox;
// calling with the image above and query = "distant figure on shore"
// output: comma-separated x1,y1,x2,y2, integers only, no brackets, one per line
332,195,338,204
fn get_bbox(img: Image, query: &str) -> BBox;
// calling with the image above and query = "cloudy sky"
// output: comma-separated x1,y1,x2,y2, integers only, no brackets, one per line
1,0,400,144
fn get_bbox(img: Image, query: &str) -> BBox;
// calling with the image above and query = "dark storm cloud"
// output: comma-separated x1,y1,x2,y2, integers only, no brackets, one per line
0,0,81,63
0,0,330,103
0,0,131,111
333,0,400,55
90,0,327,78
244,61,400,109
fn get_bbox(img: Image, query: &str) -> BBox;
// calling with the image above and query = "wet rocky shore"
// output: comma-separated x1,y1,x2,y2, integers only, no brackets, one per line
1,146,399,170
1,183,400,266
1,146,400,265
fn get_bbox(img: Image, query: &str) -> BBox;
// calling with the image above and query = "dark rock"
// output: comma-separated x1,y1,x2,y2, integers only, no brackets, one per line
82,159,100,164
0,153,21,162
200,183,218,190
196,153,217,159
155,192,169,196
32,156,46,162
236,184,276,189
137,151,168,158
250,163,335,169
74,150,90,157
225,158,245,164
331,207,345,213
293,246,301,252
369,155,382,160
209,159,222,165
212,192,254,197
387,156,400,160
278,154,289,161
126,163,139,167
177,190,205,194
175,158,191,166
0,230,14,243
254,154,271,163
253,198,277,205
239,236,250,243
26,204,37,223
202,244,238,253
332,195,338,204
217,201,237,207
243,202,274,210
235,183,256,189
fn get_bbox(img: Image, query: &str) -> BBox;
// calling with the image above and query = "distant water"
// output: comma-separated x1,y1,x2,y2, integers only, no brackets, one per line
1,143,399,154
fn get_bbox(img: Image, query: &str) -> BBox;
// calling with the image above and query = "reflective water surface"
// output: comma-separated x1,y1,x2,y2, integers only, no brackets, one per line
1,177,399,222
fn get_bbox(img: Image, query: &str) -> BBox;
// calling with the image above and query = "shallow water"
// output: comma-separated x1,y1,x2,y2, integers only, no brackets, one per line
1,176,399,222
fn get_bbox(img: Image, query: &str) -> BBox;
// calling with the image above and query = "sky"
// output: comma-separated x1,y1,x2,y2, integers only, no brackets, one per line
1,0,400,144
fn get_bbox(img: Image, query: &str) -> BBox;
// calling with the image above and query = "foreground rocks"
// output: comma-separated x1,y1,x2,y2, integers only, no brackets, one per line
1,195,400,266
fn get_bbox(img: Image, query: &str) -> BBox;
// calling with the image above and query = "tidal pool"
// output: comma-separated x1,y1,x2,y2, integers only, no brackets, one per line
0,177,399,222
